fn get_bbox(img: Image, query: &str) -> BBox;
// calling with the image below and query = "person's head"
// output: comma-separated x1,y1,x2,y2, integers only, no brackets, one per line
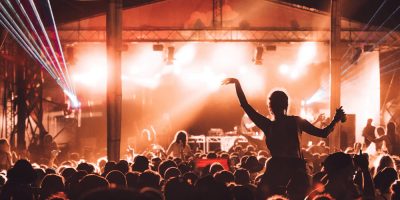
377,127,385,136
0,139,10,153
374,167,398,193
376,155,396,174
79,174,109,197
7,159,36,184
214,170,234,185
323,152,354,181
105,170,127,188
125,171,140,189
209,162,224,175
77,162,95,174
138,170,161,190
164,167,181,180
44,134,53,144
367,118,373,126
115,160,129,174
234,168,250,185
164,177,194,200
40,174,65,199
132,156,149,172
268,90,289,116
387,121,396,134
158,160,177,179
174,131,188,146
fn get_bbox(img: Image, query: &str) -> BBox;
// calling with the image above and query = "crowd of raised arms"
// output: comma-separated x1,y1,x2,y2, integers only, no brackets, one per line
0,78,398,200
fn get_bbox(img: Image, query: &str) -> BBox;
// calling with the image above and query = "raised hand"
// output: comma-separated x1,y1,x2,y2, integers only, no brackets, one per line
315,113,325,122
221,78,239,85
333,106,346,123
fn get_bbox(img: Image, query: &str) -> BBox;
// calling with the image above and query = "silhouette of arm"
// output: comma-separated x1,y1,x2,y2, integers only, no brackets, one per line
299,107,345,138
223,78,271,131
373,135,386,143
299,118,338,138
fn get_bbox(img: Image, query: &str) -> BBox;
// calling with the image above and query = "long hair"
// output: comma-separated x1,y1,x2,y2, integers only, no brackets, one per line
174,131,188,146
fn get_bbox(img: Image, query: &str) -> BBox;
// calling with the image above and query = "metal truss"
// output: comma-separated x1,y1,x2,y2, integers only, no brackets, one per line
0,37,48,151
58,27,400,47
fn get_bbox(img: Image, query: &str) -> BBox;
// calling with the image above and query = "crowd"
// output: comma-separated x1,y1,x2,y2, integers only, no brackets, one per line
0,78,398,200
0,127,399,200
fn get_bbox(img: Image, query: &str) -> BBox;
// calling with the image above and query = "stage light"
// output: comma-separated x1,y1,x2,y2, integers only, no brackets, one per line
290,70,299,79
166,46,175,65
64,89,80,108
297,42,317,65
279,64,289,75
153,44,164,51
175,44,196,65
253,46,264,65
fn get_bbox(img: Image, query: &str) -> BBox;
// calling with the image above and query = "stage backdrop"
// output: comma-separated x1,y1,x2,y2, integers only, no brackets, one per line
341,50,380,142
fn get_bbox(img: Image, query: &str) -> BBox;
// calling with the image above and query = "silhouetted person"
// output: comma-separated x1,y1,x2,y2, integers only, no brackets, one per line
132,156,149,172
166,130,192,159
222,78,346,199
40,174,65,200
0,139,12,171
387,121,398,154
105,170,127,188
374,127,390,152
362,119,376,148
0,159,36,200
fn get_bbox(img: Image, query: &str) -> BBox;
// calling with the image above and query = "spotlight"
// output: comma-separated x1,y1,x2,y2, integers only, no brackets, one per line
153,44,164,51
253,46,264,65
166,46,175,65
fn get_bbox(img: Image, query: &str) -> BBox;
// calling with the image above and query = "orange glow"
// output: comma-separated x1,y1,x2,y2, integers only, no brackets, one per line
341,51,380,142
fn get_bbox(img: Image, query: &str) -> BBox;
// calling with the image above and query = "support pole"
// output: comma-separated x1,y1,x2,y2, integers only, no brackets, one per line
330,0,342,151
106,0,122,161
16,64,26,153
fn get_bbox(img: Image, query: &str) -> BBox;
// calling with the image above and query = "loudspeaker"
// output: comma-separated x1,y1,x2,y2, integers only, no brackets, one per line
340,114,356,150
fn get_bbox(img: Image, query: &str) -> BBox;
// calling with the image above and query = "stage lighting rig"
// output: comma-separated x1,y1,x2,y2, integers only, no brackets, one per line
253,46,264,65
153,44,164,51
166,46,175,65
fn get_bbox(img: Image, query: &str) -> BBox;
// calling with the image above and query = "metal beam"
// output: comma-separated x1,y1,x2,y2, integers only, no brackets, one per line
58,27,400,46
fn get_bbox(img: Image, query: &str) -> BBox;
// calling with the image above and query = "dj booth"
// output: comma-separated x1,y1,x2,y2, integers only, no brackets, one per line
188,135,262,153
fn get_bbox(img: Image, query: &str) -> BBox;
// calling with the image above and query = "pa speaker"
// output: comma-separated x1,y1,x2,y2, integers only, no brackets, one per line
340,114,356,150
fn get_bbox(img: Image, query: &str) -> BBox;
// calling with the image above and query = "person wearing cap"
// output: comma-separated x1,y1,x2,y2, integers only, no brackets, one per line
222,78,346,200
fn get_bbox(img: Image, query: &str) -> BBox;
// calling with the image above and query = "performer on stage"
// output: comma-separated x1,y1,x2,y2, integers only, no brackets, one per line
166,130,192,159
222,78,346,199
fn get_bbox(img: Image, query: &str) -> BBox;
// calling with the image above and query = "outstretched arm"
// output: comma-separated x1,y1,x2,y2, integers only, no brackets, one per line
299,107,346,138
222,78,271,131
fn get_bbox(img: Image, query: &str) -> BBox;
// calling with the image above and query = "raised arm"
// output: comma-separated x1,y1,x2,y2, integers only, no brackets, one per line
222,78,271,131
299,107,346,138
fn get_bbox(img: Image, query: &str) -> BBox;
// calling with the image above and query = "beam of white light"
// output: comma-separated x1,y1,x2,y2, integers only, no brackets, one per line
306,89,327,105
3,0,63,82
279,64,289,75
0,9,59,80
28,0,72,93
12,0,64,79
64,89,80,108
47,0,75,95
